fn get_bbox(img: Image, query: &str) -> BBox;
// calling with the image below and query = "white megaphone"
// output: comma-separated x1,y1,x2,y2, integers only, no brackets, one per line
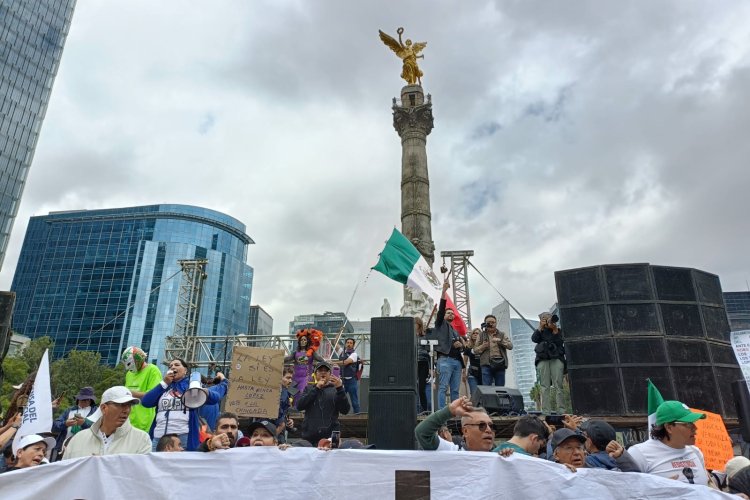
182,372,208,409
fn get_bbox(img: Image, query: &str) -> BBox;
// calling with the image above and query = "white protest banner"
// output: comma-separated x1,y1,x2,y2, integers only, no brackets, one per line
731,330,750,395
0,448,733,499
12,349,53,455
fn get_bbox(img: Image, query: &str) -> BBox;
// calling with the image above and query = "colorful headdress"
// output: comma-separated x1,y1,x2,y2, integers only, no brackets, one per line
121,346,147,372
296,328,323,358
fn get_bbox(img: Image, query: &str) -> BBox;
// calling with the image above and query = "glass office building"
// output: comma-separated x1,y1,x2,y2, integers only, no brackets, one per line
0,0,76,268
11,204,254,366
725,291,750,332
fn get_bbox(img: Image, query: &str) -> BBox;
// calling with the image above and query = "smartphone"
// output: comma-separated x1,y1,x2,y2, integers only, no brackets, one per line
330,430,341,449
332,365,341,378
545,414,564,426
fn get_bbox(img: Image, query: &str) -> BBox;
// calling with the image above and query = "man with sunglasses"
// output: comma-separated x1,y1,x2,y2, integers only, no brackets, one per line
63,386,151,459
415,396,497,451
627,400,709,485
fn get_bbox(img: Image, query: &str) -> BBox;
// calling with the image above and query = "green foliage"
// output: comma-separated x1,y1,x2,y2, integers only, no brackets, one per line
1,356,30,416
18,336,54,368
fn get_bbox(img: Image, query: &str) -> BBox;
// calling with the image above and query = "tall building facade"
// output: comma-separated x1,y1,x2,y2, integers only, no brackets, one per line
248,305,273,337
11,204,254,365
0,0,76,268
725,291,750,332
492,301,539,409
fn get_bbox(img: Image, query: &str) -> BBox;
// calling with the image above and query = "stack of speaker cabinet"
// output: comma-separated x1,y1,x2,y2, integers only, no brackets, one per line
367,316,418,449
555,263,740,418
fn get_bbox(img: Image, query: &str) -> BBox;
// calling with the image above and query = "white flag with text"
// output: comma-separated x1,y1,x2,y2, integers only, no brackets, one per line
12,349,53,455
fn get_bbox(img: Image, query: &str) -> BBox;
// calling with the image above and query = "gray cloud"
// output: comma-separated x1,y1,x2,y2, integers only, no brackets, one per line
1,0,749,333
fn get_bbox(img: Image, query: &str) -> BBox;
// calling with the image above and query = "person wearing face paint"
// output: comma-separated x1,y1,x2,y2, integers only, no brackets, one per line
5,434,55,472
141,358,228,451
628,401,709,486
121,346,163,432
284,329,325,397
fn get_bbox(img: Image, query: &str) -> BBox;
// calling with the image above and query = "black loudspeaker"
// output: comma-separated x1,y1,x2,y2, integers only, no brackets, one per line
732,380,750,442
556,263,737,418
369,317,417,391
470,386,524,415
367,390,416,450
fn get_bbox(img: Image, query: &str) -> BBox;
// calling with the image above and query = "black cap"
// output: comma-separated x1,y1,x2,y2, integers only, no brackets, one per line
315,361,332,372
582,420,615,448
247,420,277,437
550,428,586,451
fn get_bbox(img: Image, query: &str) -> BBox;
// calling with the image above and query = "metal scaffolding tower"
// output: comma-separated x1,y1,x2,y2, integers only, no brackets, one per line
440,250,474,330
164,259,208,365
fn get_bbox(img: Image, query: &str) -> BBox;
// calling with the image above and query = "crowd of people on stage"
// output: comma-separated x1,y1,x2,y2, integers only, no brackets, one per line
2,288,750,498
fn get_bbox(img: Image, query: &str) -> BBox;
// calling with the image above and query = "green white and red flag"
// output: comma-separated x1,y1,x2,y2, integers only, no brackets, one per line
372,228,468,335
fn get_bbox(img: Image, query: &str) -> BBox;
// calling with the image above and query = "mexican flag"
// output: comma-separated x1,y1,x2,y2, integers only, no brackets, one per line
647,378,665,438
372,228,468,335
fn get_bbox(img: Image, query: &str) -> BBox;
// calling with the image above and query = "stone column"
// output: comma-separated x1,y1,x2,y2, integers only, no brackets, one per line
393,85,436,318
393,84,435,267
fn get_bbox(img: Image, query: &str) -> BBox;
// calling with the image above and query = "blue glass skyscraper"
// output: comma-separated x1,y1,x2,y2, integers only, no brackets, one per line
11,204,254,366
0,0,76,268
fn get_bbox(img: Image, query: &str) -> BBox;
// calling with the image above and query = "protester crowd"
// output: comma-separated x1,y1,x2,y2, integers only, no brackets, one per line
1,292,750,499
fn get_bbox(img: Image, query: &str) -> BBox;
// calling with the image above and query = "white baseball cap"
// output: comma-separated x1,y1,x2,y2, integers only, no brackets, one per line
15,434,56,458
101,386,140,405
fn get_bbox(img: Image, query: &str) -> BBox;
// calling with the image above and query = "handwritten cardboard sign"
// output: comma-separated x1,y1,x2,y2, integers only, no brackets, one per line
225,346,285,419
731,330,750,393
691,407,734,471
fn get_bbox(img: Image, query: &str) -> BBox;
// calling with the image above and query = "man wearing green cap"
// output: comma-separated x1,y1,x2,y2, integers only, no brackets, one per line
628,400,709,486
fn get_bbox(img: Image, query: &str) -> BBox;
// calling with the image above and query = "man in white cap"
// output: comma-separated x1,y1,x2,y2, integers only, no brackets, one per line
63,386,151,459
5,434,55,472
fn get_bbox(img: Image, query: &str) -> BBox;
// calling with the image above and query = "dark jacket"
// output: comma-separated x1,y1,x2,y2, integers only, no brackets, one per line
296,383,350,442
433,298,458,356
531,327,566,365
52,405,97,452
586,450,640,472
141,377,228,451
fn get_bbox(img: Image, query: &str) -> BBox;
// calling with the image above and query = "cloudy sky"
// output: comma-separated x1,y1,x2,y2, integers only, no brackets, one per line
1,1,749,332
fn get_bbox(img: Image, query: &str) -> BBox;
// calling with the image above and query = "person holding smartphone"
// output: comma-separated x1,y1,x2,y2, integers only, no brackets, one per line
51,387,97,461
532,312,566,414
296,361,350,445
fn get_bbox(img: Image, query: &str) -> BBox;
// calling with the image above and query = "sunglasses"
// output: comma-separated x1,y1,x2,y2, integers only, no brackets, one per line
464,422,496,432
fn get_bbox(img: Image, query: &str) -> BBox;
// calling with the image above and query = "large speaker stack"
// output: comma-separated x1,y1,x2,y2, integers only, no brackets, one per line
555,264,739,418
367,316,418,449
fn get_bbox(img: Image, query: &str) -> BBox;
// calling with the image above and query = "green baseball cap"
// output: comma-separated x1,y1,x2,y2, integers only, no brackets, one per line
655,400,706,426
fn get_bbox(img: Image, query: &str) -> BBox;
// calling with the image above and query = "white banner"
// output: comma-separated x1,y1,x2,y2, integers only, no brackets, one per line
12,349,53,455
731,330,750,394
0,448,732,499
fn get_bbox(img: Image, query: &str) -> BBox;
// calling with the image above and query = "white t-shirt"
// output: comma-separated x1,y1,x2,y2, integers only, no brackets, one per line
153,388,190,438
436,436,461,451
628,439,708,486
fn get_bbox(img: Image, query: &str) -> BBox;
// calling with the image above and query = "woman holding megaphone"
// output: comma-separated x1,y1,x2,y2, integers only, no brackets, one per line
141,358,228,451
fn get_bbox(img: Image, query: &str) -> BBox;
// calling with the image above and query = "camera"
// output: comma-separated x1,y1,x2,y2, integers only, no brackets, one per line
550,314,559,323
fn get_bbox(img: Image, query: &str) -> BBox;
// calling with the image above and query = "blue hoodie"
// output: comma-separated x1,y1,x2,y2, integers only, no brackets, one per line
141,377,228,451
586,451,621,471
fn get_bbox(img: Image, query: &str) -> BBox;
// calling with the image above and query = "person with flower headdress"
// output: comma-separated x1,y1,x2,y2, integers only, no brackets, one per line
121,346,163,432
284,329,325,395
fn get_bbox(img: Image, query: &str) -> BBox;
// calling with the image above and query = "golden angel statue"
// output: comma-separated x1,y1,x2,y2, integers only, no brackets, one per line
379,27,427,86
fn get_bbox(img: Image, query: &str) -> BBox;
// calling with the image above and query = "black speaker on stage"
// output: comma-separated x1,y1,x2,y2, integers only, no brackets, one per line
368,316,418,450
471,386,524,415
367,390,416,450
732,380,750,442
369,317,417,391
556,264,739,417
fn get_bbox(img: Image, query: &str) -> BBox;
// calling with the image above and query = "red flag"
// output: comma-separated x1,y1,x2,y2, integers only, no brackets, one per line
444,295,468,336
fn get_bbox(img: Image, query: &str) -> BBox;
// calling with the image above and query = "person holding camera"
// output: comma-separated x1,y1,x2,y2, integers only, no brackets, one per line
474,315,513,387
532,312,566,414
